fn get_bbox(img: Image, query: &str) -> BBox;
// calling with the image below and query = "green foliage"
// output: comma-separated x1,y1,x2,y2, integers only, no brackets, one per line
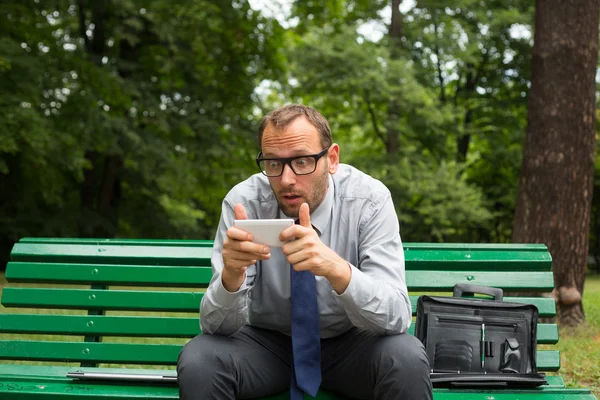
387,160,493,242
276,8,502,241
2,0,597,267
0,0,286,258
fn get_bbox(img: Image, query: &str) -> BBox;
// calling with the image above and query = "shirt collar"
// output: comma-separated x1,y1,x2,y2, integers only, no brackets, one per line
279,173,335,236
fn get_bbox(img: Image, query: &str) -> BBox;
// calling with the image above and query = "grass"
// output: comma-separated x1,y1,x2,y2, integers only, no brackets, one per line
0,272,599,397
554,274,600,397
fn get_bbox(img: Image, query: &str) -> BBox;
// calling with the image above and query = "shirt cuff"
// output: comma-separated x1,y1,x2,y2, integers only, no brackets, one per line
332,263,370,306
213,275,248,308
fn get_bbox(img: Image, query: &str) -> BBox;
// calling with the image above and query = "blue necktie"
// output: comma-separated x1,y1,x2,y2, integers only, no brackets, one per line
290,221,321,399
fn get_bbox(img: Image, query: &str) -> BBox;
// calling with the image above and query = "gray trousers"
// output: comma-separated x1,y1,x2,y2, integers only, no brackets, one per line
177,326,432,400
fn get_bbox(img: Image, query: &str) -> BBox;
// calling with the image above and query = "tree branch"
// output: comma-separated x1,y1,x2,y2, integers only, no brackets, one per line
363,90,387,147
432,19,446,103
77,0,90,52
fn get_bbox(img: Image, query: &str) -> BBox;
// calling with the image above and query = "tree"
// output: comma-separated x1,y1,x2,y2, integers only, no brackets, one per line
0,0,286,268
512,0,600,326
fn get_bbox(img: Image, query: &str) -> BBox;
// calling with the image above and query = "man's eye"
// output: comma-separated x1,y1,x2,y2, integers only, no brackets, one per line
267,161,281,168
295,158,309,166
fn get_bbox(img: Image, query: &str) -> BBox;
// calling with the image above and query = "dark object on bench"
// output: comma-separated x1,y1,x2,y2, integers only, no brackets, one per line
417,284,547,388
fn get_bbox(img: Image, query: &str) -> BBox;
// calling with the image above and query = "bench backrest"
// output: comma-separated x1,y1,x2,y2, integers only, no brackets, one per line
0,238,559,371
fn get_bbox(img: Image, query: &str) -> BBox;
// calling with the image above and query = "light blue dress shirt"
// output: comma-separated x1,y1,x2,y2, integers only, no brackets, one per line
200,164,411,338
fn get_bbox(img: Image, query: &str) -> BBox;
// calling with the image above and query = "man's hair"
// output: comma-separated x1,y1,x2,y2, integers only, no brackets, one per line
258,104,332,149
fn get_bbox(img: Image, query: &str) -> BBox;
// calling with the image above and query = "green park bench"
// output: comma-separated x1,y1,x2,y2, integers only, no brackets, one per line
0,238,596,399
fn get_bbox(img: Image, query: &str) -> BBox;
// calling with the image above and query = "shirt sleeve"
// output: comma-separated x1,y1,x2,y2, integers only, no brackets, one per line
199,199,250,336
334,193,412,335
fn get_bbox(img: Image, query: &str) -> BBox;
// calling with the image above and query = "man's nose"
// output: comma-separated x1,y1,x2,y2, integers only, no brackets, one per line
280,163,296,186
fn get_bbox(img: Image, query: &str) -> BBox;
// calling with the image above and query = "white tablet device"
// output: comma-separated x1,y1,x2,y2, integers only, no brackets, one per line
234,219,294,247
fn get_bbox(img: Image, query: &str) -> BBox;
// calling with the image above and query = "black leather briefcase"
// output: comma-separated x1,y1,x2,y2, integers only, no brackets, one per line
415,284,547,388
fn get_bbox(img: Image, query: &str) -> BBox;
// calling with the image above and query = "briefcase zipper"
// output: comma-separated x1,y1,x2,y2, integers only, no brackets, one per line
436,315,518,332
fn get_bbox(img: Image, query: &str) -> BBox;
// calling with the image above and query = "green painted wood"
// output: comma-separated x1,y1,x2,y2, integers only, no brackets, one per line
2,289,556,321
0,383,594,400
406,271,554,291
5,263,212,287
409,296,557,318
0,315,201,337
0,314,557,344
2,288,203,312
10,243,212,266
0,366,590,400
0,377,180,399
5,264,552,291
0,342,181,364
403,243,549,251
11,241,552,272
0,341,561,371
403,246,552,271
429,394,596,400
19,237,213,246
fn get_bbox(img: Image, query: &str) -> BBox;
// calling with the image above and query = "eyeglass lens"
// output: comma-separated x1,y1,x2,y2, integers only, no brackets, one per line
259,157,317,177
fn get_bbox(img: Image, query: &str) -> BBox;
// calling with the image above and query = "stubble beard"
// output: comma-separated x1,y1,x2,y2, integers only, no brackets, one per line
275,165,330,218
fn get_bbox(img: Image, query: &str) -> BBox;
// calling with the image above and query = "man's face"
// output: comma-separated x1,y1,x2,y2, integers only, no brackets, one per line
261,116,339,218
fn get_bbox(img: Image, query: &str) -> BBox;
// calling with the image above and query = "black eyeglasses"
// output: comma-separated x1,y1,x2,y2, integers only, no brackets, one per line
256,147,330,177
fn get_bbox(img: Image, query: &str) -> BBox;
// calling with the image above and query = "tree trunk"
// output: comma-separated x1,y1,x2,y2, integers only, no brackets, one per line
76,0,124,238
386,0,403,161
512,0,599,327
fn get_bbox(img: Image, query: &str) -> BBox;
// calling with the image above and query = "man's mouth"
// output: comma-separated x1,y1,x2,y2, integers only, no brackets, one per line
281,193,302,202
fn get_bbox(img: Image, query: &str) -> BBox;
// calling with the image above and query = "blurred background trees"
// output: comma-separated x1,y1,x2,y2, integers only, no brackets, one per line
1,0,599,325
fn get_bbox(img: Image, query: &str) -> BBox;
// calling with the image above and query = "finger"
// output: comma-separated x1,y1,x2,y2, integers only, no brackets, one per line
227,248,270,261
227,226,254,242
290,259,313,272
225,232,270,254
234,203,248,220
281,237,305,256
299,202,311,228
286,250,309,267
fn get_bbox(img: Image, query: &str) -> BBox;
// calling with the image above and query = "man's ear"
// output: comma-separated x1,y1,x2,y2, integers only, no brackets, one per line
328,143,340,174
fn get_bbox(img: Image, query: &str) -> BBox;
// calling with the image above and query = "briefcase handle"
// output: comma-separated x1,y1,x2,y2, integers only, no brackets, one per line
453,284,503,301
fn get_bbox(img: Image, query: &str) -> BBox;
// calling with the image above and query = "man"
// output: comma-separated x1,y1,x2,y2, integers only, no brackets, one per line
177,104,432,399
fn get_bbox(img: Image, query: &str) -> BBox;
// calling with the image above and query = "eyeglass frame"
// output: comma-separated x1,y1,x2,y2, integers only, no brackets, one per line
255,146,331,177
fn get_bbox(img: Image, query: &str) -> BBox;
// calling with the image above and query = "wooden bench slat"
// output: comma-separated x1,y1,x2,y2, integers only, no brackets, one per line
403,243,550,251
408,296,557,318
0,315,558,345
11,242,552,272
0,341,181,364
0,314,559,344
0,375,180,399
0,315,200,337
0,366,589,400
403,248,551,272
430,392,597,400
406,271,554,291
5,263,212,287
10,243,212,266
6,263,553,292
2,288,203,312
0,381,590,400
2,288,557,318
19,237,213,247
0,341,561,370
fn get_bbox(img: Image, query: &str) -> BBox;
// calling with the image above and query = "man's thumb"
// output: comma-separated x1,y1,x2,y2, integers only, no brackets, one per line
299,203,311,227
234,203,248,220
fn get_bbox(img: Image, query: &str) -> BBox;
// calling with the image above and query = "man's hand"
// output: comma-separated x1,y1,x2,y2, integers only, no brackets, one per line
221,204,271,292
280,203,352,294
